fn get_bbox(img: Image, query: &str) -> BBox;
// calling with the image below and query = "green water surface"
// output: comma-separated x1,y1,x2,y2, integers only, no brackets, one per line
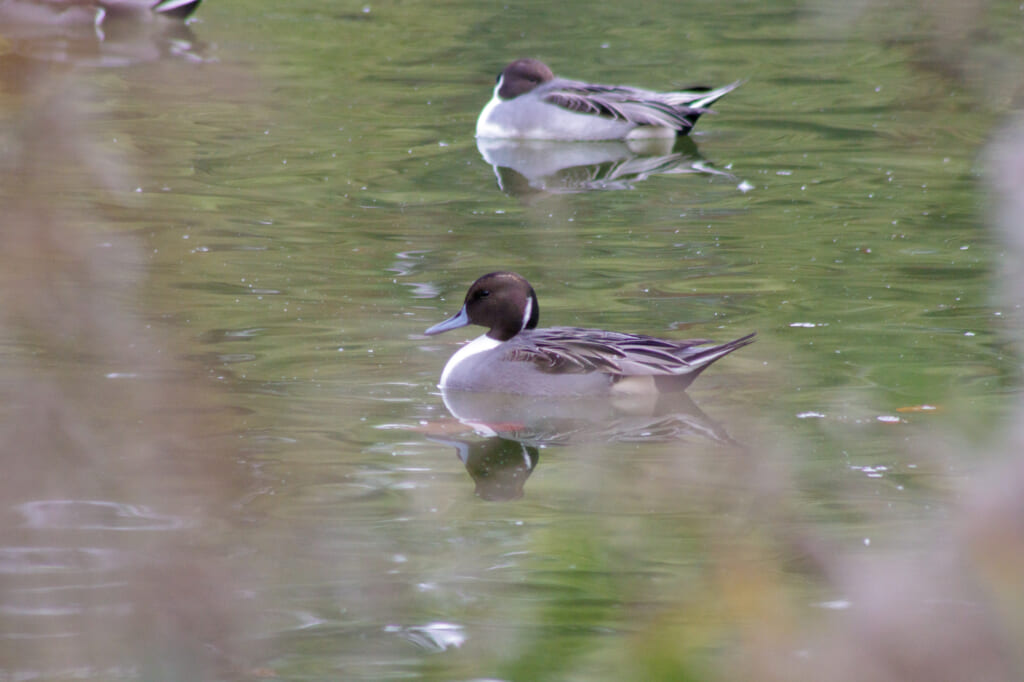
1,0,1022,680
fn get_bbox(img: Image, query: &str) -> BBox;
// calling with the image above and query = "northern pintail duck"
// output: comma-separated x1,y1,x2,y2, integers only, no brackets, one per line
424,272,755,395
476,59,741,141
0,0,201,27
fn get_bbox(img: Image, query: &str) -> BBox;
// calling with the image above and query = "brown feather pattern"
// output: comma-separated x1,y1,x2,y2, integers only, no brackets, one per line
504,327,738,376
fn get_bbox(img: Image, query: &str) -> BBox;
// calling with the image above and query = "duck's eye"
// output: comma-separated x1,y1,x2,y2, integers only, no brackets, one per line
477,289,490,299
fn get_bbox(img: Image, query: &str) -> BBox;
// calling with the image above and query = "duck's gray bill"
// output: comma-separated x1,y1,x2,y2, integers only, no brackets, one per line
424,306,470,335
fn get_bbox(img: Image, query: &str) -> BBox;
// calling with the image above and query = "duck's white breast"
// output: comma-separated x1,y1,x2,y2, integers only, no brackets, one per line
475,86,508,138
439,334,503,387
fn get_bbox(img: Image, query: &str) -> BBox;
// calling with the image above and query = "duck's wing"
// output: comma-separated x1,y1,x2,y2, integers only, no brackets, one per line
541,80,704,129
505,327,718,376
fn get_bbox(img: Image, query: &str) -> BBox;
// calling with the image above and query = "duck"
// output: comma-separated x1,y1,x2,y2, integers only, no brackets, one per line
134,0,201,19
475,59,741,141
0,0,201,28
423,272,755,395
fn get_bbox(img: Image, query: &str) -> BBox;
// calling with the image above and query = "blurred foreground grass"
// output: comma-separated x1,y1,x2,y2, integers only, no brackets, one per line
0,42,258,680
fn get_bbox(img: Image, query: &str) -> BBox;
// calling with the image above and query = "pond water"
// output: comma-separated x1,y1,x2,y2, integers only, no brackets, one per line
2,0,1023,680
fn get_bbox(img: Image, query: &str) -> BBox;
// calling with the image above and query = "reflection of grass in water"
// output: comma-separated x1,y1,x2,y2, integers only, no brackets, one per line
0,56,254,680
460,408,1024,680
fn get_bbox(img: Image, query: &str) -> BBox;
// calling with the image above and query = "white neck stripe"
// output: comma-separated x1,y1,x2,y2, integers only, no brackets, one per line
520,296,533,331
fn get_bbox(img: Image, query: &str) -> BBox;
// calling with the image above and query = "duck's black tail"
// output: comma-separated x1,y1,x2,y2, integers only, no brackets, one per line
670,80,744,134
655,331,756,391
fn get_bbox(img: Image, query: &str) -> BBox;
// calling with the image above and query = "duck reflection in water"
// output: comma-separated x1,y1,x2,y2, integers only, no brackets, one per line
432,388,741,502
0,0,206,66
476,135,735,197
430,435,539,502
